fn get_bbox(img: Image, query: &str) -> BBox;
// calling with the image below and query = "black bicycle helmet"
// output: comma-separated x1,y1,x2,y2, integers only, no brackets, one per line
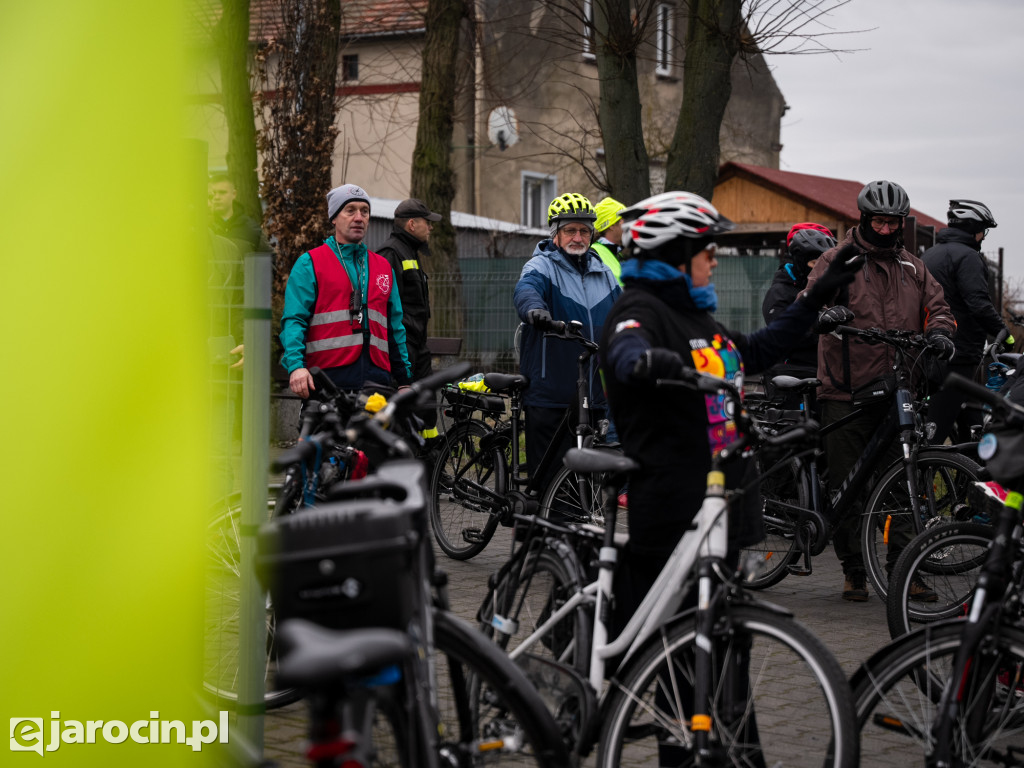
788,228,837,265
948,199,997,233
857,180,910,217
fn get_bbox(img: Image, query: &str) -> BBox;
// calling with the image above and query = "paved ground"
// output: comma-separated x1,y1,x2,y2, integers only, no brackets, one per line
261,524,893,766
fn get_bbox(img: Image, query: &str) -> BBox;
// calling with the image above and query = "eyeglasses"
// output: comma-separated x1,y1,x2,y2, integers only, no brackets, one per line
559,226,592,238
703,243,718,257
870,216,902,232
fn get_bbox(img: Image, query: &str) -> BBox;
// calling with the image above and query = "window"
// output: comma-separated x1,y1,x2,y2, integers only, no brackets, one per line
656,4,673,76
342,54,359,82
522,173,557,229
582,0,595,60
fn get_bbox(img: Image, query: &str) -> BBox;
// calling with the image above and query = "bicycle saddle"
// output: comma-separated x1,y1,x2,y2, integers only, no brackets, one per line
771,375,821,393
276,618,414,689
483,372,528,393
563,448,639,475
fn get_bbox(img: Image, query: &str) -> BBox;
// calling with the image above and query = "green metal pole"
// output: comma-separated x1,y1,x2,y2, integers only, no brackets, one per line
237,250,272,748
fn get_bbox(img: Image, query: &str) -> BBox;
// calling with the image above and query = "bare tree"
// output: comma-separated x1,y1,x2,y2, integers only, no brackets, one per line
410,0,469,338
212,0,262,219
664,0,856,196
594,0,653,203
255,0,342,313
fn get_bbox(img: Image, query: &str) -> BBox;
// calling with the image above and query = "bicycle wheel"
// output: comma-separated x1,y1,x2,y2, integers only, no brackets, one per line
598,604,857,768
741,453,813,589
539,444,627,533
433,609,571,767
886,521,993,639
429,420,507,560
861,450,983,601
204,487,300,709
480,538,593,675
853,619,1024,766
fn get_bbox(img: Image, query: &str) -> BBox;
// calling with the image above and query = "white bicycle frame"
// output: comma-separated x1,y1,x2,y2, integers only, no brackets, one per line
501,471,729,693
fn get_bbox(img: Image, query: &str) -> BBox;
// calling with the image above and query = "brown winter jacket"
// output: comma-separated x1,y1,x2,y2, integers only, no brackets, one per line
805,227,956,402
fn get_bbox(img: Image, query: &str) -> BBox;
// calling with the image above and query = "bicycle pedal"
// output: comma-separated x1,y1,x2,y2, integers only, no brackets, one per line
787,564,812,576
462,527,485,543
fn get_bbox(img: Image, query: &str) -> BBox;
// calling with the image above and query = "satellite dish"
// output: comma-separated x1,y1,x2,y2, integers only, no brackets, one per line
487,106,519,151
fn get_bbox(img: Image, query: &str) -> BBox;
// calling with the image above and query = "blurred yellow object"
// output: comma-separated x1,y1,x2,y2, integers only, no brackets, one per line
365,393,388,412
458,378,491,393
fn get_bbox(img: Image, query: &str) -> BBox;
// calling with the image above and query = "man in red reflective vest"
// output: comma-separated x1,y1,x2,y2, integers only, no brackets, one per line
280,183,412,397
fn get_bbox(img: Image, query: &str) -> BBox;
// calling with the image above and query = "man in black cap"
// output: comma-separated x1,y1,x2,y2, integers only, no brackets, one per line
280,183,412,399
375,198,443,439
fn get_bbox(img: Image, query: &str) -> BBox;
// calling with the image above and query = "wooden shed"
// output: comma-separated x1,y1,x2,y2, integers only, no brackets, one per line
712,162,946,256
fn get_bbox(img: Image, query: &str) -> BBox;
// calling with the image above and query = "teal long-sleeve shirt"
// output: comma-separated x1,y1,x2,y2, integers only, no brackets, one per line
280,236,412,384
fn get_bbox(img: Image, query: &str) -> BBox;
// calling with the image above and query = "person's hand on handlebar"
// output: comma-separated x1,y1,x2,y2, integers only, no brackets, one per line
631,348,684,380
289,367,315,398
995,327,1015,352
527,307,554,331
815,305,855,334
925,329,956,361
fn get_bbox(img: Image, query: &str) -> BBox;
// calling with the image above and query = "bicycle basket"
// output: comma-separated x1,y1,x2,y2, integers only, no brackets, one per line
256,499,421,632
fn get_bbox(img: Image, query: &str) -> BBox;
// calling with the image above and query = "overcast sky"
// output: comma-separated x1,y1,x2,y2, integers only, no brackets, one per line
763,0,1024,294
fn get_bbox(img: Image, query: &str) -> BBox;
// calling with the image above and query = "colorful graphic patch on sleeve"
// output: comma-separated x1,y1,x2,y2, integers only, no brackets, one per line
615,319,641,334
689,334,744,456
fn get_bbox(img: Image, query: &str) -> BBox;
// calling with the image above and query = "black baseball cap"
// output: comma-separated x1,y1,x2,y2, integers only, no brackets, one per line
395,198,442,222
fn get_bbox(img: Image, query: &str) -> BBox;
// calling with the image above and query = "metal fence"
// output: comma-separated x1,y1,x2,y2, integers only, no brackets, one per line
428,254,782,374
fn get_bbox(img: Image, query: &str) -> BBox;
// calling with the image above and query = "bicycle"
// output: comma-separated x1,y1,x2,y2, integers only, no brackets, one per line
255,363,571,767
477,369,858,767
429,319,619,560
203,369,404,709
741,325,985,599
851,371,1024,767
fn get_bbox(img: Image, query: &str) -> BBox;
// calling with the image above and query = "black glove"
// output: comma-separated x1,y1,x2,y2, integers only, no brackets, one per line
815,305,855,334
995,327,1013,349
802,244,865,310
526,308,553,330
632,348,684,381
926,330,956,361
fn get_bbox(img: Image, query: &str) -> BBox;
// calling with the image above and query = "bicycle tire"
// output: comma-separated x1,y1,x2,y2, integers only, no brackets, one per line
480,538,593,676
204,486,300,710
433,609,571,767
852,618,1024,765
597,604,858,768
429,419,507,560
741,453,812,589
885,521,993,639
539,444,627,533
861,450,983,601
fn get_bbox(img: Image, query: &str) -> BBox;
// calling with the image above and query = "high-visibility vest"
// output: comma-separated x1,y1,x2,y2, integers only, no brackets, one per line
305,244,393,371
591,242,622,285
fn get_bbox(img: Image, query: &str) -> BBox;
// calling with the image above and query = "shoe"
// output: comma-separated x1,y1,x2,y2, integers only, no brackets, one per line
908,576,938,602
842,573,869,602
617,493,629,510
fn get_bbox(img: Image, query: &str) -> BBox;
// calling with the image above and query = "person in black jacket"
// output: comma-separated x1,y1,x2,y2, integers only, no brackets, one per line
922,199,1014,443
376,198,443,439
760,224,836,405
602,192,860,612
208,173,271,254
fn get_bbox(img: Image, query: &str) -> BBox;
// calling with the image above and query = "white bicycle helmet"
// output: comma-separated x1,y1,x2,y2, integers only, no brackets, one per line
948,199,997,232
621,192,735,251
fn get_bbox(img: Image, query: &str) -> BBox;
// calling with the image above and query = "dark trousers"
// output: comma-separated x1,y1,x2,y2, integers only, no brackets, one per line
407,335,438,433
821,399,902,576
524,405,575,496
928,361,982,444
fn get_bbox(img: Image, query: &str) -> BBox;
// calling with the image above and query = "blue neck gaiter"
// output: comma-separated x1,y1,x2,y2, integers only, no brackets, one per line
682,274,718,312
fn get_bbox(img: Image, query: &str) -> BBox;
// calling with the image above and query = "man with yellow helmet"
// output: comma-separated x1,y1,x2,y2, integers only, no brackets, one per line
592,196,627,285
514,192,621,495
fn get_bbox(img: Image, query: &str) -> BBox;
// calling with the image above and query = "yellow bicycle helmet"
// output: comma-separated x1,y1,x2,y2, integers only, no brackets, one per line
547,193,597,226
594,196,626,233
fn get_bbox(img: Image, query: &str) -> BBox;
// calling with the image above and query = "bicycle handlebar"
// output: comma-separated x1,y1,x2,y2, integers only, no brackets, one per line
944,372,1024,427
833,325,930,349
541,319,600,351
